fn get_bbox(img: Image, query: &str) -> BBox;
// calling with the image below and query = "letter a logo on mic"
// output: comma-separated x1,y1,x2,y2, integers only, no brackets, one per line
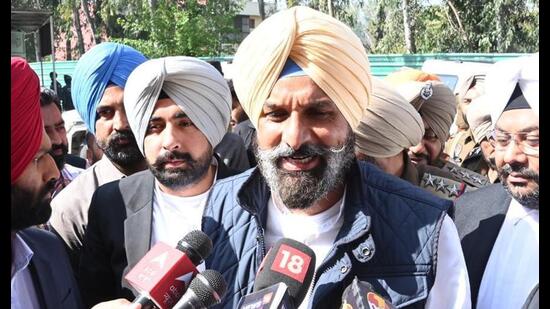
271,244,311,283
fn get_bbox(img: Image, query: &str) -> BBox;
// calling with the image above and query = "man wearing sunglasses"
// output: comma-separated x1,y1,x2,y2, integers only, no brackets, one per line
454,53,539,309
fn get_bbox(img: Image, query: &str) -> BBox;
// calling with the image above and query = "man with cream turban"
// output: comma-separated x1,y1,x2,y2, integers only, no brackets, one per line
78,56,239,307
355,78,473,200
454,53,539,309
444,75,485,167
201,6,469,309
386,68,490,191
49,43,149,275
464,95,499,183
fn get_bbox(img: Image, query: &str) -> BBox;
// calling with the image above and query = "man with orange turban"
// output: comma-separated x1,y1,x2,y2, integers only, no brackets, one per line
201,7,469,309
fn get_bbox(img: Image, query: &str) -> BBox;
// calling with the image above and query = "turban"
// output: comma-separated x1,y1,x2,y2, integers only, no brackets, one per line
466,95,493,144
11,57,43,184
71,42,147,134
391,81,457,143
483,53,538,124
355,78,424,158
124,56,231,154
455,75,479,130
384,68,440,84
232,6,372,130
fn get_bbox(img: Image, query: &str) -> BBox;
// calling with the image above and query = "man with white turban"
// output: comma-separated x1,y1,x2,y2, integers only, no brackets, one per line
49,42,148,274
200,6,470,309
355,78,474,200
386,68,490,193
77,56,238,307
454,53,539,309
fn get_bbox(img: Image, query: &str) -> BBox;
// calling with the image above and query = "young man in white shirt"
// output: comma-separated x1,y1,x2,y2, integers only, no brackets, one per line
78,56,238,307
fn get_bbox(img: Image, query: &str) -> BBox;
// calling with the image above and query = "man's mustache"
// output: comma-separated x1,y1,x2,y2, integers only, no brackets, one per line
51,143,68,152
153,151,194,167
500,164,539,182
109,130,137,145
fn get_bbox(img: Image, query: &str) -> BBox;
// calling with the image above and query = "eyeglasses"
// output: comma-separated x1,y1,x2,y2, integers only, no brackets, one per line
490,129,539,156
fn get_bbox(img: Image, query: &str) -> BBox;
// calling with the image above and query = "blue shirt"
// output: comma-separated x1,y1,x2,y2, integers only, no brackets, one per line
11,233,41,309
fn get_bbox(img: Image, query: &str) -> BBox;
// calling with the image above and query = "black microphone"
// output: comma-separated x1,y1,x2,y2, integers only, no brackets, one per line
340,276,396,309
238,238,316,309
172,270,227,309
125,230,213,309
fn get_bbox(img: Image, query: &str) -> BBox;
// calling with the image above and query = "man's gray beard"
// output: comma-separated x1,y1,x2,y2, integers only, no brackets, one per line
255,132,356,210
500,163,539,209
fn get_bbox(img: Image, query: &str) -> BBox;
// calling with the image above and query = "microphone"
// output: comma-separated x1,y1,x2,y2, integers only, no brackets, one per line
125,230,213,309
340,276,396,309
238,238,316,309
173,269,227,309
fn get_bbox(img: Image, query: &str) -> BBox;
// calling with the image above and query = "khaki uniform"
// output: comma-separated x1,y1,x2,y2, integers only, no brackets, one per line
445,130,476,166
438,160,490,189
400,153,480,200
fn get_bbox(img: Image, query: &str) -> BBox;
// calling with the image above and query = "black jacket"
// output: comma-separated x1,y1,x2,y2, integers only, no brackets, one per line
78,160,238,307
453,184,512,308
18,227,84,309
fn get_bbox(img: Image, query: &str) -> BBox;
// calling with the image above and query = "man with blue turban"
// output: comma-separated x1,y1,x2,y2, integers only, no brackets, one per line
49,42,148,274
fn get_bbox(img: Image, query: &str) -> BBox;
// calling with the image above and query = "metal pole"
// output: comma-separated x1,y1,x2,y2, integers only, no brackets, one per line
50,16,57,95
35,31,45,87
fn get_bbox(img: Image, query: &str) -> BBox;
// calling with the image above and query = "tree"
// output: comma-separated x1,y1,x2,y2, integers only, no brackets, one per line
80,0,101,44
367,0,538,53
115,0,242,58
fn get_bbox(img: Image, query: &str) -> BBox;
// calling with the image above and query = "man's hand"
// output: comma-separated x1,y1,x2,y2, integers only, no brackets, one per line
91,298,142,309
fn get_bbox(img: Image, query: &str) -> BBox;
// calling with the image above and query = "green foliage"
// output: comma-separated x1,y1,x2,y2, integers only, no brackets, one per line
114,0,242,58
367,0,538,53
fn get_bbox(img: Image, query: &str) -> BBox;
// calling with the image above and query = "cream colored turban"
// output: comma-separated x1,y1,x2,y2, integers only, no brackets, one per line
124,56,231,155
232,6,372,130
390,81,457,143
355,78,424,158
466,95,492,144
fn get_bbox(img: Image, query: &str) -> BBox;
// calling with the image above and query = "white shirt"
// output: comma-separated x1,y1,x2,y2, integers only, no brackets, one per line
11,233,41,309
150,162,218,272
61,163,84,182
264,194,470,309
265,191,346,309
477,198,539,309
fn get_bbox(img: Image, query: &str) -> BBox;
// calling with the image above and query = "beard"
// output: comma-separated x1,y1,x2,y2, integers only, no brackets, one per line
255,131,356,210
50,143,69,170
97,130,145,167
11,179,57,231
500,163,539,209
149,148,213,190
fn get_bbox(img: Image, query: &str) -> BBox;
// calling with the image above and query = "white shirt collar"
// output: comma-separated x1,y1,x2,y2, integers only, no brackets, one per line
11,233,34,279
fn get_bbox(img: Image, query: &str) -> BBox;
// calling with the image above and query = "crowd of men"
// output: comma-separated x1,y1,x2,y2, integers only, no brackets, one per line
11,6,538,309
